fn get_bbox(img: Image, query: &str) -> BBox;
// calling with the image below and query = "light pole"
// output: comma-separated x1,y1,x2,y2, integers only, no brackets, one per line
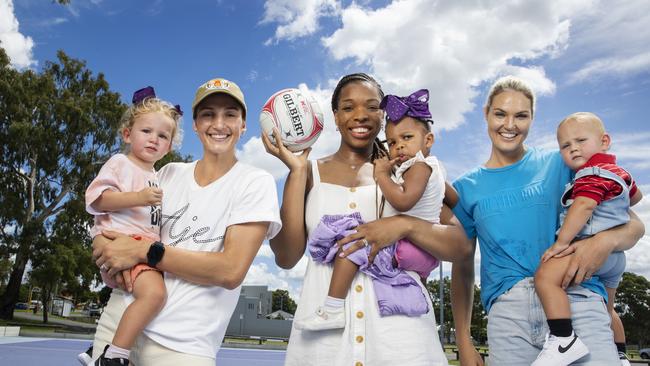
439,261,444,345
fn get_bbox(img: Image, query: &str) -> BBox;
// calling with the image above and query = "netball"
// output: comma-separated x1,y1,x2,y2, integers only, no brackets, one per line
259,88,324,152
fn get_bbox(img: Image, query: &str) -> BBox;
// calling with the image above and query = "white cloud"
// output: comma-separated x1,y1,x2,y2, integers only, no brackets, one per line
35,17,68,28
243,262,290,289
626,185,650,279
259,0,650,132
261,0,339,45
0,0,35,68
247,70,259,82
256,243,275,258
609,132,650,173
499,65,556,96
319,0,581,130
238,136,289,179
566,0,650,84
278,255,308,281
244,260,306,300
568,52,650,85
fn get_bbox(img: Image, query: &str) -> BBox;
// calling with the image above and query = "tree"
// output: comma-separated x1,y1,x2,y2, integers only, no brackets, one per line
98,286,112,307
0,256,11,288
155,150,193,171
426,276,487,345
0,48,125,319
616,272,650,347
272,289,297,314
426,277,453,342
470,285,487,344
29,198,96,323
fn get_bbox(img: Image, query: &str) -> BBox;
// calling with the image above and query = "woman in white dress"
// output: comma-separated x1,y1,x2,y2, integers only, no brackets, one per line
262,73,471,366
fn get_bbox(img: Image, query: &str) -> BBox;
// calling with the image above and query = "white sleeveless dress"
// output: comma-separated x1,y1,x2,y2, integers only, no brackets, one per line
285,161,448,366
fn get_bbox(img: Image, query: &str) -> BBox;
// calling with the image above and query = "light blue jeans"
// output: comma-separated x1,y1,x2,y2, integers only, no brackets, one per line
487,277,618,365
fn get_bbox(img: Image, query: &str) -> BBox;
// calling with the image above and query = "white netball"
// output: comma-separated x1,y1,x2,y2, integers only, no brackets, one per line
259,88,324,152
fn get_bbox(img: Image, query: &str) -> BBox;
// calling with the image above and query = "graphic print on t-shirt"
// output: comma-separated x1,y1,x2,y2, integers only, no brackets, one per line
161,203,225,247
149,180,162,228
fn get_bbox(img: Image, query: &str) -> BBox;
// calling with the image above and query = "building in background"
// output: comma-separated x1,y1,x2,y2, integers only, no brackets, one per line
227,285,292,338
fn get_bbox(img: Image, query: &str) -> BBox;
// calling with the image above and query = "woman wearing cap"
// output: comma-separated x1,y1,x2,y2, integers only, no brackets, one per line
90,78,281,366
450,75,644,365
263,73,470,365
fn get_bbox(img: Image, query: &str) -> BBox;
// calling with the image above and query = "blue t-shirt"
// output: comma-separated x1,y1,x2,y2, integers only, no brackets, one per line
452,147,606,312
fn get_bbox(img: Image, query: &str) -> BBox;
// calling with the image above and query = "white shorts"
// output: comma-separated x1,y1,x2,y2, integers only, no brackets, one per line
92,290,214,366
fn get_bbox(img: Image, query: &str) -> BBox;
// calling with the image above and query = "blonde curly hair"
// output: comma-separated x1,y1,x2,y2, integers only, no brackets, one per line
119,97,183,149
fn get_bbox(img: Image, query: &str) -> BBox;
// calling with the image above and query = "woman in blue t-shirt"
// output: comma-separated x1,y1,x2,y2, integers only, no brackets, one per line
450,76,644,366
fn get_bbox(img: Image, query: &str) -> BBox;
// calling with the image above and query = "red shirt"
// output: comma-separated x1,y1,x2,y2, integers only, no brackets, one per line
571,153,638,204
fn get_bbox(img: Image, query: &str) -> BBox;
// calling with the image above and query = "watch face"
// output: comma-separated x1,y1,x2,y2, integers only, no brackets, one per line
148,242,164,267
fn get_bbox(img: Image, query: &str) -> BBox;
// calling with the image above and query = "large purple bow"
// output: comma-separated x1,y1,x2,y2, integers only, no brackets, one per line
380,89,431,122
131,86,183,116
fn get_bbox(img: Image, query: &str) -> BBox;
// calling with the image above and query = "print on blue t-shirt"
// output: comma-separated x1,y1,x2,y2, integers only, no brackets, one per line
452,147,606,312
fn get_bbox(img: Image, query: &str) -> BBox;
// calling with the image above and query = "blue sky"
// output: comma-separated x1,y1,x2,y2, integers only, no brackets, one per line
2,0,650,299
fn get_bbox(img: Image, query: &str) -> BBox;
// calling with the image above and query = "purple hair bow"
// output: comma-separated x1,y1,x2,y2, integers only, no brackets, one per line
380,89,431,122
132,86,156,104
131,86,183,116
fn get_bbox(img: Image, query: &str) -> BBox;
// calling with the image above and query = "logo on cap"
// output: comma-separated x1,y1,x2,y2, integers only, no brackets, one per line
204,79,231,91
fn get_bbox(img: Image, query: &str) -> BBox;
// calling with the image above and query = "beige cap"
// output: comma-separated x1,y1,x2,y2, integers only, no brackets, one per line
192,78,247,119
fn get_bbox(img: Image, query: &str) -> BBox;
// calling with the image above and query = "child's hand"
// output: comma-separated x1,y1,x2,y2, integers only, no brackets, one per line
373,156,399,181
137,187,163,206
541,241,571,262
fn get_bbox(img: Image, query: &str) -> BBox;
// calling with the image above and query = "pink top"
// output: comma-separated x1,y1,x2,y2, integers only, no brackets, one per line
85,153,161,241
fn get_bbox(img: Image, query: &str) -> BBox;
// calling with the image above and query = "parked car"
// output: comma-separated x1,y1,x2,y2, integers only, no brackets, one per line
640,348,650,359
29,300,42,310
85,303,102,317
14,302,28,310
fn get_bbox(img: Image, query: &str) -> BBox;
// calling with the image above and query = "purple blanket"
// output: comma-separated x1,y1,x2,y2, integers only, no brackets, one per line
308,212,429,316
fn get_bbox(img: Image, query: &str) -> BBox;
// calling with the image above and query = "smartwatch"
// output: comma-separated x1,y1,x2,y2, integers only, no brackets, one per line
147,241,165,268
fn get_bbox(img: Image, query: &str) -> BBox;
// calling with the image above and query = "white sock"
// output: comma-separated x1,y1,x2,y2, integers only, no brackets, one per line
324,296,345,309
105,344,130,360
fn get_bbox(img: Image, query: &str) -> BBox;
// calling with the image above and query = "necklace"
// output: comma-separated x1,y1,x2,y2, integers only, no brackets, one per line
332,153,370,171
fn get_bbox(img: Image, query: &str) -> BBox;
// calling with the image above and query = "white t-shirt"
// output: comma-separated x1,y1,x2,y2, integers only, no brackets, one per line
141,160,281,358
384,151,446,224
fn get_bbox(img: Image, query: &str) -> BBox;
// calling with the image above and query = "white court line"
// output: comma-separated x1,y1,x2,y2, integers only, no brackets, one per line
0,337,48,345
0,337,90,344
220,347,286,354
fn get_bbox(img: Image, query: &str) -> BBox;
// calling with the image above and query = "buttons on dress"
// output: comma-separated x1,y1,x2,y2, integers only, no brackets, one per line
350,187,356,192
356,311,364,319
349,202,357,209
355,285,363,293
356,335,364,343
355,362,363,366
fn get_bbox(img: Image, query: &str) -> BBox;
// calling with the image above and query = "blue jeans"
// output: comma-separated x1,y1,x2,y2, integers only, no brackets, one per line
487,278,618,365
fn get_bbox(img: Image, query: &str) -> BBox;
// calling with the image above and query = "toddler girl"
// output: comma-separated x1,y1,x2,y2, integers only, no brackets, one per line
296,89,445,331
84,86,182,365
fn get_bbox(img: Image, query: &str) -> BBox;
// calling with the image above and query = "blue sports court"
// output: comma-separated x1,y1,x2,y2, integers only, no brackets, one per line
0,337,286,366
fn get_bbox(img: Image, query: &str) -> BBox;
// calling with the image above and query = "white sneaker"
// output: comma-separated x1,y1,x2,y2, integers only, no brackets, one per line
532,332,589,366
77,345,93,365
294,306,345,331
619,351,631,366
